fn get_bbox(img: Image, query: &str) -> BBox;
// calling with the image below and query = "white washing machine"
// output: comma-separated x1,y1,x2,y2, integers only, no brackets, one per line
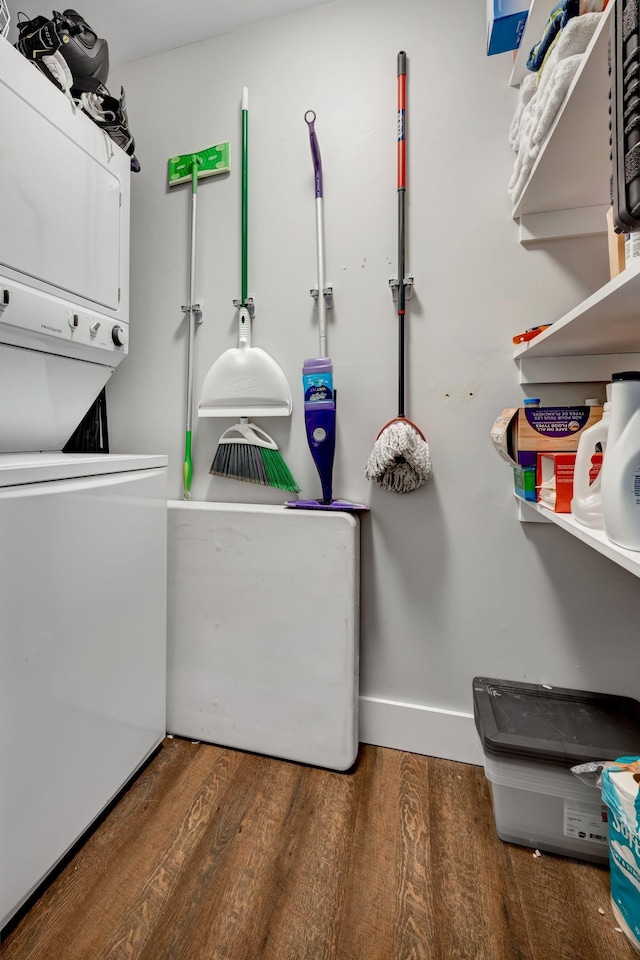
0,38,168,927
0,452,167,928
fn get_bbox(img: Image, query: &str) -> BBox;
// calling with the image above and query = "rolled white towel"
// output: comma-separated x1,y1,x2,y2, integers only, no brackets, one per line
534,10,601,111
531,54,582,150
549,10,602,60
509,73,537,152
509,95,535,187
509,99,537,202
531,31,566,134
530,12,601,149
508,12,604,204
509,145,536,205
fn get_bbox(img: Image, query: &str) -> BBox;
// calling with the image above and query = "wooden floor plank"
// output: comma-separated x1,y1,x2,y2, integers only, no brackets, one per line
138,751,305,960
335,746,420,960
506,842,621,960
258,761,358,960
93,744,252,960
4,741,240,960
426,756,531,960
2,738,636,960
389,751,433,960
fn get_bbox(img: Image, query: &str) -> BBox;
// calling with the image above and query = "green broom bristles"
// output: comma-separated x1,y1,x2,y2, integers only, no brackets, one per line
260,447,300,492
210,442,299,493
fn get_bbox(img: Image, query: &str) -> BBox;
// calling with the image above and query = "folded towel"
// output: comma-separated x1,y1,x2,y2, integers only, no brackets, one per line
509,97,537,201
531,54,582,152
509,11,603,205
548,9,602,60
527,0,580,72
536,27,564,82
509,73,537,151
532,13,602,144
509,144,536,204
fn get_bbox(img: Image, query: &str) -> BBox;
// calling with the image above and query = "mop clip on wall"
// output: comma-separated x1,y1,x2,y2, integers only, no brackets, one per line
232,296,255,317
388,275,415,302
310,286,333,310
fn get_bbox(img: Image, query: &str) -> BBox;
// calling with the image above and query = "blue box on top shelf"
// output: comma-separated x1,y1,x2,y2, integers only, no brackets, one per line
486,0,531,56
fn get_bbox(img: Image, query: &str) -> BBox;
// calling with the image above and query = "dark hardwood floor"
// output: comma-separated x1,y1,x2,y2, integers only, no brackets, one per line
2,739,635,960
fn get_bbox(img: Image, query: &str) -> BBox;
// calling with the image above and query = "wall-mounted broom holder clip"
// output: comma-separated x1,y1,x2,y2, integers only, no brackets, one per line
233,297,255,318
310,286,334,309
388,275,415,302
181,299,204,325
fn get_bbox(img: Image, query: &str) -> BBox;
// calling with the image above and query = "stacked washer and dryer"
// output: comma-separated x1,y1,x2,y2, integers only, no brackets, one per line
0,37,167,927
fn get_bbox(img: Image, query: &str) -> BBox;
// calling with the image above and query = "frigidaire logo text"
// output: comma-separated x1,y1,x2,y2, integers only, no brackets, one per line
41,323,62,334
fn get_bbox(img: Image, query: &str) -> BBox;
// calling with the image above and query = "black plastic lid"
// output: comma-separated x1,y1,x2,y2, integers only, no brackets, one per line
473,677,640,767
612,371,640,381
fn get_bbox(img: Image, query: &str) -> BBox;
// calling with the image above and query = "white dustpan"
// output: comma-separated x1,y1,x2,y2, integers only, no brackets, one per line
199,306,292,418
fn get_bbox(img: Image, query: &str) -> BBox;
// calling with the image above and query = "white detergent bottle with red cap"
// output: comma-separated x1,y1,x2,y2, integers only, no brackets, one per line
601,372,640,550
571,387,610,529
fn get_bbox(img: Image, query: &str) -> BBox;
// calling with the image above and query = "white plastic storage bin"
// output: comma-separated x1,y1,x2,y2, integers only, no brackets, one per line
484,750,609,863
473,678,640,863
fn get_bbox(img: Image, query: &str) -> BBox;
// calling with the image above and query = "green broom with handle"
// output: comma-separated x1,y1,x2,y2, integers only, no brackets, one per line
204,88,298,492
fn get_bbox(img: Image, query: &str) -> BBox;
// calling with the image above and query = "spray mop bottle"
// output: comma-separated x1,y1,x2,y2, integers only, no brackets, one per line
288,114,366,512
303,357,335,503
303,110,336,504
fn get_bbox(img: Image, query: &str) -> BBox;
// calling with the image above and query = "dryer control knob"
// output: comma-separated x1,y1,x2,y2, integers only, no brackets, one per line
112,324,128,347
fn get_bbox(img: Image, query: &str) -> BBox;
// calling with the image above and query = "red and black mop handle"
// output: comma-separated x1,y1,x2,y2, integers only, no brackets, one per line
397,50,407,419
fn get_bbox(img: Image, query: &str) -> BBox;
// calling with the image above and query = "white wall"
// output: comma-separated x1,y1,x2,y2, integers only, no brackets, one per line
103,0,640,761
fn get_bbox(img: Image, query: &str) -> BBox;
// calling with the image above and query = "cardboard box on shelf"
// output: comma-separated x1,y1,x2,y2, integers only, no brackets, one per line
537,453,577,513
607,207,626,279
538,451,604,513
486,0,531,56
490,407,519,464
491,405,604,468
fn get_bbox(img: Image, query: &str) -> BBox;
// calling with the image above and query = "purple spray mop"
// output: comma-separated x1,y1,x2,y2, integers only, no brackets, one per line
285,112,367,512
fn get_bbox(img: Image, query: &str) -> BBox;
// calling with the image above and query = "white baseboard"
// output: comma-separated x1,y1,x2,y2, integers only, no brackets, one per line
359,695,483,766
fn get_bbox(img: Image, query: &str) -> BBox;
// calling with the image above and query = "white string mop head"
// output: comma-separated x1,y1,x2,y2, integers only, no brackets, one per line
367,53,432,495
365,418,432,493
